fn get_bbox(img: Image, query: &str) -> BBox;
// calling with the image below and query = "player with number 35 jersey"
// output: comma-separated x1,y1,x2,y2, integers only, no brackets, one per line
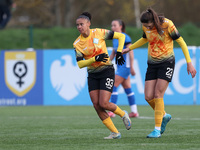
74,12,132,139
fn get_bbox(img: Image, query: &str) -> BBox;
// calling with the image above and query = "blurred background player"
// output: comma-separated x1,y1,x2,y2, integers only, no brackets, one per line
0,0,15,29
73,12,131,139
108,19,139,118
123,7,196,138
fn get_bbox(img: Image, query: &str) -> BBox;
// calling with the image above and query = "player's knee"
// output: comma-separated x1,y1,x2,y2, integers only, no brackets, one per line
145,95,154,101
93,102,100,110
99,101,108,109
154,91,163,98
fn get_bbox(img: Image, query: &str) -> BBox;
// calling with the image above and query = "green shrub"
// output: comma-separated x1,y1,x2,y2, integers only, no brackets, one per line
0,23,200,50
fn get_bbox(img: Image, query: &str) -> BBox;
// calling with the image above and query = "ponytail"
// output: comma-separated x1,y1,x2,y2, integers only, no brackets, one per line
113,19,126,33
120,20,126,33
140,8,164,35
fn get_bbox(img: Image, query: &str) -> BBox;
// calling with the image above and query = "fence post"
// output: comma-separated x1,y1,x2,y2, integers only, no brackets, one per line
29,25,33,48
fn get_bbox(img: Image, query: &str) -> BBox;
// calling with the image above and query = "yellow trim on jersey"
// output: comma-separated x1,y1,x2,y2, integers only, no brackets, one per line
176,37,191,63
113,32,125,52
77,57,96,69
129,38,148,50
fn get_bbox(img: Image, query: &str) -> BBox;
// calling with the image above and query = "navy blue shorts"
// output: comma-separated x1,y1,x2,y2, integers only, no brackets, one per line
88,66,115,92
145,60,175,82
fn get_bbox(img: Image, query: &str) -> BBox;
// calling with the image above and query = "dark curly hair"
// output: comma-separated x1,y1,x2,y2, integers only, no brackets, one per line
77,12,92,21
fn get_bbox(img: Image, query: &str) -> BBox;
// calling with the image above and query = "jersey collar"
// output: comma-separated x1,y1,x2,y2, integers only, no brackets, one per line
80,29,92,41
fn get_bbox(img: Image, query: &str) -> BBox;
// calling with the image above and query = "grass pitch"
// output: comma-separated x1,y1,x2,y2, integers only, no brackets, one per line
0,105,200,150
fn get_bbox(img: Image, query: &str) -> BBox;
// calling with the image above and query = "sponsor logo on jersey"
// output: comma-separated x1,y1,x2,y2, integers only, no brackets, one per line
93,38,99,44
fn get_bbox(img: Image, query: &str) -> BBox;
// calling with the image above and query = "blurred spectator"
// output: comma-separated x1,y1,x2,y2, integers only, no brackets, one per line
0,0,15,29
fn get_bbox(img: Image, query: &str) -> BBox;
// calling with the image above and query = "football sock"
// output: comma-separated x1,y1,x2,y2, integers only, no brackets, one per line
155,126,161,131
147,98,166,115
130,104,138,113
147,99,155,110
110,86,118,104
102,117,119,133
124,88,136,105
124,88,138,113
113,106,125,117
154,98,164,129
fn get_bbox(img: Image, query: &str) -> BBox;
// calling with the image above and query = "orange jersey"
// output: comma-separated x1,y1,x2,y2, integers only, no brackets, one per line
73,28,113,73
143,18,180,64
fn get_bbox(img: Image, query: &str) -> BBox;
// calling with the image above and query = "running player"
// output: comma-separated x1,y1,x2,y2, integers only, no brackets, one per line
73,12,131,139
108,19,139,118
123,8,196,138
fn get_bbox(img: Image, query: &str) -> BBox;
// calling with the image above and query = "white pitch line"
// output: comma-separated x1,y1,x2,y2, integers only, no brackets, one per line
138,116,154,119
7,116,200,121
138,116,200,121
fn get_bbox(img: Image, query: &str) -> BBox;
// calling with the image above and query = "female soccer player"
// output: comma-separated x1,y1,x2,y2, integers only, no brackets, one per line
123,8,196,138
73,12,131,139
108,19,139,118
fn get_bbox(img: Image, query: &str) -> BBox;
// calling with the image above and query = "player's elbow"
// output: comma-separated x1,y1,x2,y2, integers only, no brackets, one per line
120,33,125,40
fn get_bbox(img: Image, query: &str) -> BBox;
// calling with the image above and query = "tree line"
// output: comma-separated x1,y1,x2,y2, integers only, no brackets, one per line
7,0,200,28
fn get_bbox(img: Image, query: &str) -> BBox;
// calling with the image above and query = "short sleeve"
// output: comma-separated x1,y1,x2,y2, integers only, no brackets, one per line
125,34,132,45
168,20,180,40
112,39,118,51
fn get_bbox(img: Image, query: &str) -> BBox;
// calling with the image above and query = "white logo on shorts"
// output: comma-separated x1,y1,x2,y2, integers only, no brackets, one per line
105,78,114,89
166,67,173,79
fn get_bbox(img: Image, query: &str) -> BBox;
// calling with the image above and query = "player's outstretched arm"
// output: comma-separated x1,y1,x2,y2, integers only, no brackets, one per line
113,32,125,65
122,38,148,54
